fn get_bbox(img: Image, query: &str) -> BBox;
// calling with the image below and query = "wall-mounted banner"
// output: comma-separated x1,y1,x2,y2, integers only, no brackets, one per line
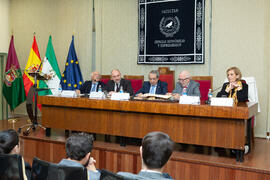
138,0,205,65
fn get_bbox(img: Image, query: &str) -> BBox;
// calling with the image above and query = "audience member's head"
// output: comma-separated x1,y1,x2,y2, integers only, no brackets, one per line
65,133,94,166
178,70,191,87
141,131,174,171
111,69,121,84
0,129,20,154
148,70,159,86
91,71,101,82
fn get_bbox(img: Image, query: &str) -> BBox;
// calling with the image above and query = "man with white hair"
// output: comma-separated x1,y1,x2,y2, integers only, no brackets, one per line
172,70,200,99
76,71,105,95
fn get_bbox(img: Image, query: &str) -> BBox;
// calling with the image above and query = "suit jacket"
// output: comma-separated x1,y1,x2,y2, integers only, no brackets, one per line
105,79,134,96
58,159,100,180
79,81,105,94
118,171,173,180
136,80,168,95
216,82,248,102
172,80,201,96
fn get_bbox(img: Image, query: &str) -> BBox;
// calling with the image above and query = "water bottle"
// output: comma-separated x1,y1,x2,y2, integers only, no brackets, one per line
98,85,102,92
182,88,187,96
207,89,213,104
58,84,62,96
119,86,124,93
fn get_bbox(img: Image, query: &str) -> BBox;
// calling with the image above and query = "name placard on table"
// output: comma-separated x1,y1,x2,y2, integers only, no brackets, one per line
111,93,130,101
179,96,200,105
210,97,234,107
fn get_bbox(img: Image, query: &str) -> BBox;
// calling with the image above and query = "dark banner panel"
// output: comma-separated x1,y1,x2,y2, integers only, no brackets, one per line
138,0,205,64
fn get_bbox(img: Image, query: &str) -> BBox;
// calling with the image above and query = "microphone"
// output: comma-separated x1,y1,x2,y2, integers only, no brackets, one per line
37,57,45,73
212,85,223,94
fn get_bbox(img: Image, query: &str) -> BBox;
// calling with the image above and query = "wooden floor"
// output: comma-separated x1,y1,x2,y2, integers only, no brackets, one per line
1,117,270,180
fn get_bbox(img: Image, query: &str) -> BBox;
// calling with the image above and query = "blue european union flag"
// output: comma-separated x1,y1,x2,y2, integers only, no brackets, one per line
60,36,83,90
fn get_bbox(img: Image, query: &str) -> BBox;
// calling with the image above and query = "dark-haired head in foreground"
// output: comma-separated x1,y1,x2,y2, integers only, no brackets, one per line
141,131,174,170
0,129,32,179
117,131,174,179
0,129,20,155
59,132,100,180
65,132,94,166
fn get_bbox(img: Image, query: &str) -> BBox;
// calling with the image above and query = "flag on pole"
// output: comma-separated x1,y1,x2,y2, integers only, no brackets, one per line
38,36,61,96
23,36,42,109
2,35,26,110
60,36,83,90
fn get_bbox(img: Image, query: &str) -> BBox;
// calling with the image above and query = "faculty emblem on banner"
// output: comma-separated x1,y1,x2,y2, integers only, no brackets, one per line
159,16,180,38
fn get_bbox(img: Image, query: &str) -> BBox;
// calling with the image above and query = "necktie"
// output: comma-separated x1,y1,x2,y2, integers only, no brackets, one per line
150,86,155,94
91,83,97,92
116,83,120,92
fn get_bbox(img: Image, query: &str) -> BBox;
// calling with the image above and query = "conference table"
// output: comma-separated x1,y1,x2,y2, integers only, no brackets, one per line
38,96,258,162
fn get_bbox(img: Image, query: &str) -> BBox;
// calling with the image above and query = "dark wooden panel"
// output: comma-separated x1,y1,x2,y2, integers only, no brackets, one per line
19,131,270,180
39,96,252,149
38,96,257,119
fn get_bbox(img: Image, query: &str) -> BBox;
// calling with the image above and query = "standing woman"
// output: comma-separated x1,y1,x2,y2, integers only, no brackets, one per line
217,67,248,103
0,129,31,179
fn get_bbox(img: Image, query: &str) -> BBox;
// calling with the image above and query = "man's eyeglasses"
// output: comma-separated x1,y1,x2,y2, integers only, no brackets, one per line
178,78,188,82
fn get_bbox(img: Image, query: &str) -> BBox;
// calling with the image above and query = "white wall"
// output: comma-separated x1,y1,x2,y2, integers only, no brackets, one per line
0,0,9,52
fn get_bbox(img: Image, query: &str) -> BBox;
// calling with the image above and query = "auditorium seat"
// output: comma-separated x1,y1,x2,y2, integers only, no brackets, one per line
158,67,175,93
191,76,213,101
100,169,130,180
0,154,28,180
31,157,88,180
100,75,111,84
123,75,144,94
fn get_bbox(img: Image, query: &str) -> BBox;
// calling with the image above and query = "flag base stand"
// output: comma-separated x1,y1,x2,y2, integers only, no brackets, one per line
8,118,19,123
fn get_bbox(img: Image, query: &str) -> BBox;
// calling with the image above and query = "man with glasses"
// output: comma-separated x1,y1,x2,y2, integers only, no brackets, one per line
136,70,168,96
76,71,105,95
172,70,200,99
105,69,134,96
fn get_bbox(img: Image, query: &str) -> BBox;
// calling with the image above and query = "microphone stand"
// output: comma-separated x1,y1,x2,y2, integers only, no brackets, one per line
18,65,49,136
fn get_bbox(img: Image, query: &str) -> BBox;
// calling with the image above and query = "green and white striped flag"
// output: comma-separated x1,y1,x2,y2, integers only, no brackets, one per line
39,36,61,96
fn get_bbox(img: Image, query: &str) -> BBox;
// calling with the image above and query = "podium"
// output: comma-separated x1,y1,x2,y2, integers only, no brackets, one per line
18,72,49,136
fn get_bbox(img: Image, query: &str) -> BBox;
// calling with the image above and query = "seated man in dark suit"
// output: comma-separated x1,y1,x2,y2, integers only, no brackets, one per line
58,133,100,180
136,70,168,96
105,69,134,96
76,71,105,95
117,131,174,179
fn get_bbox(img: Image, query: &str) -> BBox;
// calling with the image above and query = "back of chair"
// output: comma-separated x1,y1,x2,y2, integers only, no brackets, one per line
100,169,127,180
32,157,88,180
0,154,25,180
242,77,260,112
57,165,88,180
31,157,52,180
191,76,213,101
158,67,175,93
100,75,111,84
123,75,144,94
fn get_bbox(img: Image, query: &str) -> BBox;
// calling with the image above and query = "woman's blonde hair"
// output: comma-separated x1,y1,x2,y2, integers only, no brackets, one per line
226,67,242,81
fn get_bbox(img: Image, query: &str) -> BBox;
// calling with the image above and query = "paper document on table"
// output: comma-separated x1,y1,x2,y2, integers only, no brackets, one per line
140,93,171,99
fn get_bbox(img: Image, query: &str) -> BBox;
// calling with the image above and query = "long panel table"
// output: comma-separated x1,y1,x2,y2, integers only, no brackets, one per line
38,96,258,161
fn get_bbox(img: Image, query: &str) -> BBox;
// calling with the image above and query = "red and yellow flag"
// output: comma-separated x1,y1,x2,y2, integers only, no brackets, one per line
23,36,41,108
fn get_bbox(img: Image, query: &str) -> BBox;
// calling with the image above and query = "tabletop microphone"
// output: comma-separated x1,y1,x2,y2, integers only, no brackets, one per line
212,85,223,94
